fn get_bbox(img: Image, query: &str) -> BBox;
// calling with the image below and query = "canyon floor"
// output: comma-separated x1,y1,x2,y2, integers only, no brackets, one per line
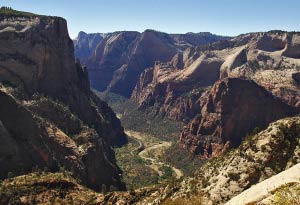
105,92,187,190
126,130,184,179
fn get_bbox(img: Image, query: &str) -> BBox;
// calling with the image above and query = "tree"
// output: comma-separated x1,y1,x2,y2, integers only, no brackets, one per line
7,172,13,180
109,185,117,192
101,184,107,195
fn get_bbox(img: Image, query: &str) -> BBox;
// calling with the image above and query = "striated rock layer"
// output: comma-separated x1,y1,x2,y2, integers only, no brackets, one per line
0,10,126,191
73,31,106,63
74,30,229,97
133,31,300,121
179,78,298,158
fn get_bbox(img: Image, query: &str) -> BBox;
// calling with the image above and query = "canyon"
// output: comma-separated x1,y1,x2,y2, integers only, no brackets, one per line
1,6,300,205
74,30,229,97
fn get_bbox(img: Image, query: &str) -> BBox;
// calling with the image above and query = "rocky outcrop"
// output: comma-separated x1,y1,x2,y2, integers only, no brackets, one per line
75,30,229,97
179,78,298,158
189,116,300,204
0,172,105,204
226,163,300,205
0,9,126,192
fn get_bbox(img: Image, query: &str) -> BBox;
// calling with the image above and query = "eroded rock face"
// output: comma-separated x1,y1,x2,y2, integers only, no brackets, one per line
179,78,298,158
73,31,106,62
0,13,126,191
75,30,229,97
131,62,209,121
132,31,300,123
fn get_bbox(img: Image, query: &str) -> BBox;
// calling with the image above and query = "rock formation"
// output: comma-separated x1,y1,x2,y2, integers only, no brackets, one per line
0,8,126,192
179,78,298,158
74,30,229,97
175,116,300,204
73,31,106,63
133,31,300,123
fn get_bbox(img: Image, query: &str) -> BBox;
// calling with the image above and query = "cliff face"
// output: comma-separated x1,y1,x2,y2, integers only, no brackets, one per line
131,63,208,122
0,10,126,191
74,30,229,97
179,78,298,158
133,31,300,124
73,31,106,62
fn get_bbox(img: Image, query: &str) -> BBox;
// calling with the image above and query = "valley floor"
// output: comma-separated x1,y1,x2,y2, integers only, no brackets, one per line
115,129,183,190
126,130,183,179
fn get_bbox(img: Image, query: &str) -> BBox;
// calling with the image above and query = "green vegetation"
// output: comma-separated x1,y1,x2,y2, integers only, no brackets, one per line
247,60,261,69
278,121,300,142
114,137,159,190
29,94,84,137
101,184,107,195
0,7,39,18
162,192,204,205
227,172,240,181
96,91,207,189
162,143,205,176
274,183,300,205
159,166,174,179
95,91,183,141
242,127,261,143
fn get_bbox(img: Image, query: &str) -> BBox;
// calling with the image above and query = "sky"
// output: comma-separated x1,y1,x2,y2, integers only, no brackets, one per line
1,0,300,39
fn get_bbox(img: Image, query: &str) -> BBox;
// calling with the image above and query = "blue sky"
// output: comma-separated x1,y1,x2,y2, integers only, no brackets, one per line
1,0,300,38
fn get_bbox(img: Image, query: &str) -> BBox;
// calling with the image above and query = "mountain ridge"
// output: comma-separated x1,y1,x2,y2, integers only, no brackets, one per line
74,30,230,97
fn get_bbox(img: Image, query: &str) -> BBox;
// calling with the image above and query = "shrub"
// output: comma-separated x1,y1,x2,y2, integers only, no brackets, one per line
7,172,13,180
101,184,107,195
0,7,39,18
274,183,300,205
162,193,204,205
227,172,240,181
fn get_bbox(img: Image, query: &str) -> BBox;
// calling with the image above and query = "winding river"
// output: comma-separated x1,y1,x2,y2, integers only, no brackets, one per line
125,130,183,179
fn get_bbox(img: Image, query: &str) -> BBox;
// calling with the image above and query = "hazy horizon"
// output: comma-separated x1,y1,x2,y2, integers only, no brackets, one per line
2,0,300,38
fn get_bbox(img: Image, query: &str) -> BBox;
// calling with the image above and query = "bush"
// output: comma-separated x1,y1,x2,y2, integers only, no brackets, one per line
0,7,39,18
274,183,300,205
162,193,204,205
101,184,107,195
227,172,240,181
159,166,174,179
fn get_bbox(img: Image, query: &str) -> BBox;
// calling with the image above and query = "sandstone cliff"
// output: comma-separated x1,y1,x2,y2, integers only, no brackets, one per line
74,30,229,97
133,31,300,122
179,78,298,158
73,31,106,62
0,8,126,192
